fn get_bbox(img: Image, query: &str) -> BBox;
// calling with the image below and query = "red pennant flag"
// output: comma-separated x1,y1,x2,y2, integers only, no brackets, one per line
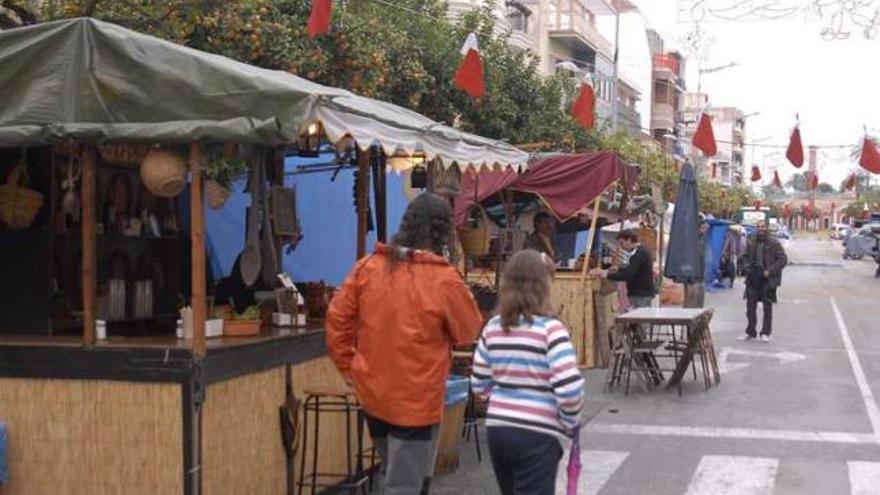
772,170,783,188
845,173,856,191
307,0,333,38
810,172,819,190
750,165,762,182
805,204,813,219
784,203,791,218
859,137,880,174
786,126,804,168
454,33,485,98
692,113,717,157
571,84,595,130
755,199,763,210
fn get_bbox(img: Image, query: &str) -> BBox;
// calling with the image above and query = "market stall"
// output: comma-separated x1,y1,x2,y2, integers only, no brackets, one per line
455,151,639,368
0,18,527,495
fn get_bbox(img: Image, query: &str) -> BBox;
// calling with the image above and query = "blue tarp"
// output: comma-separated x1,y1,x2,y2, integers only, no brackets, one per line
704,219,732,285
445,375,469,406
0,421,7,484
205,152,408,286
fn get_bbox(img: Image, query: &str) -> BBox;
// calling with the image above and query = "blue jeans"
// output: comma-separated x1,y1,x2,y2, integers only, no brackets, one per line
487,426,563,495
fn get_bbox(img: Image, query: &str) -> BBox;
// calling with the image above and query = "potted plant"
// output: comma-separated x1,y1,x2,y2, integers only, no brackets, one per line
203,143,246,209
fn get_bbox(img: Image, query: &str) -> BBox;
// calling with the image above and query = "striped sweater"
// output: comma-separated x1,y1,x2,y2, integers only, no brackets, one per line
471,315,585,442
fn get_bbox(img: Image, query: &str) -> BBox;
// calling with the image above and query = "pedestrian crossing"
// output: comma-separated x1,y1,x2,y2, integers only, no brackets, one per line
555,450,880,495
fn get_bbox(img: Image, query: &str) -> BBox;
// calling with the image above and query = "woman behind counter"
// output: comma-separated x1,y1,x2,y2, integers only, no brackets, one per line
523,211,559,262
325,192,483,495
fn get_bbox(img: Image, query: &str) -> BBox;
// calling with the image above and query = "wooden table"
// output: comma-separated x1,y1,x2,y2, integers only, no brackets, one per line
607,307,720,394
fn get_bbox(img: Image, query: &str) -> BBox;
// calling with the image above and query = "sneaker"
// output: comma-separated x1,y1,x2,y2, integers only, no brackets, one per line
759,335,771,343
739,335,756,342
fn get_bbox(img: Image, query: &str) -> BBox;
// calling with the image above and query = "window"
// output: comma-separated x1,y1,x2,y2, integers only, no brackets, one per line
506,1,531,32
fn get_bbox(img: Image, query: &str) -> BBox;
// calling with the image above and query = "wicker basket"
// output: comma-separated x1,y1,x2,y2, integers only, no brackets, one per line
140,149,187,198
0,163,44,230
459,204,491,256
205,179,231,210
99,143,150,166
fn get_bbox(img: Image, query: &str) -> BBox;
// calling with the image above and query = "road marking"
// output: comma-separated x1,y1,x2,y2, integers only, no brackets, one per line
848,461,880,495
685,455,778,495
555,450,628,495
830,296,880,435
584,423,880,445
717,347,807,374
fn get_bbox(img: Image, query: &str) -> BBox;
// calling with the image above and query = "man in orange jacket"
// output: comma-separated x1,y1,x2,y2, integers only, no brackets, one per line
326,193,482,495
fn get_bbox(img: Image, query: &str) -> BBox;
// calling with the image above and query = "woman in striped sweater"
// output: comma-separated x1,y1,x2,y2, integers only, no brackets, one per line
472,249,585,495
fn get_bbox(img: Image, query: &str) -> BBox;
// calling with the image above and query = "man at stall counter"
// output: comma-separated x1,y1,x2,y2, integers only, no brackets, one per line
523,211,558,262
592,229,656,309
326,192,483,495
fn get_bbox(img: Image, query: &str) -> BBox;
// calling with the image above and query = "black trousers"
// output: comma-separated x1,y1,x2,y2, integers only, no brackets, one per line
745,286,774,336
487,426,563,495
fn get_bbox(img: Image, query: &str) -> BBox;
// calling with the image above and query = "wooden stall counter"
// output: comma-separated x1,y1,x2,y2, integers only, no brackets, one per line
0,327,354,495
467,270,619,369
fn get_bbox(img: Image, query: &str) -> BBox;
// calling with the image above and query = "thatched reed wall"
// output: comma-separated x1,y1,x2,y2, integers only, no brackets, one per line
202,367,287,495
0,378,182,494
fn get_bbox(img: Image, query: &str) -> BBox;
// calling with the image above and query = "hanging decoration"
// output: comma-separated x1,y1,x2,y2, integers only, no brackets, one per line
454,33,485,98
692,113,717,157
786,120,804,168
772,170,783,188
307,0,333,38
783,202,791,218
571,82,596,130
755,199,763,210
859,136,880,174
810,172,819,190
845,172,857,191
750,165,762,182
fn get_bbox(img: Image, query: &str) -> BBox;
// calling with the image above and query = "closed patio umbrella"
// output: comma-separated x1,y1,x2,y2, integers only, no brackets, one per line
664,162,703,284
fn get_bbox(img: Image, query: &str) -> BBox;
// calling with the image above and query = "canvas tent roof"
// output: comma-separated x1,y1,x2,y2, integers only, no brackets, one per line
0,18,528,170
454,151,639,226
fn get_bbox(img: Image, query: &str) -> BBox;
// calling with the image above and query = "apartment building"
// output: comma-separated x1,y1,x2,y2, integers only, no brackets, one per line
680,92,747,186
645,28,686,148
448,0,643,135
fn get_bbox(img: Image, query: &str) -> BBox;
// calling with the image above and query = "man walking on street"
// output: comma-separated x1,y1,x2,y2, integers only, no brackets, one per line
740,220,788,342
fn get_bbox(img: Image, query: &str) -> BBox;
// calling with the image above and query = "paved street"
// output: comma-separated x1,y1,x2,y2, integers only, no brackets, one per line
434,236,880,495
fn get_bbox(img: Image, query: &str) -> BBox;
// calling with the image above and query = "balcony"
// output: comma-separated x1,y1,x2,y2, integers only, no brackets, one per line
548,1,614,60
651,102,675,132
507,29,536,52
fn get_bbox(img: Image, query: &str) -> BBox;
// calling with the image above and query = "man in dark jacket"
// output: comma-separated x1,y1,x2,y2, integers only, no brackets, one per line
596,229,655,308
740,220,788,342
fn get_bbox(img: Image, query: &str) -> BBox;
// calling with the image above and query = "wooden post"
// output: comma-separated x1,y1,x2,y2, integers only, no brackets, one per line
356,147,370,259
372,147,387,243
190,142,207,359
579,196,603,284
81,145,97,346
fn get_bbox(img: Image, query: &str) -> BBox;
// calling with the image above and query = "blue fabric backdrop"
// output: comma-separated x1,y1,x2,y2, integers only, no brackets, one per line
205,153,407,286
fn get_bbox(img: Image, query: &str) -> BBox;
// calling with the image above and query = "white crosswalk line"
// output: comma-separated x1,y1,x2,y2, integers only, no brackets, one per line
555,449,629,495
848,461,880,495
685,455,778,495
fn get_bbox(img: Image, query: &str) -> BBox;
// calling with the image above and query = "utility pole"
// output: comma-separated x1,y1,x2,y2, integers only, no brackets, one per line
609,7,621,131
809,145,818,231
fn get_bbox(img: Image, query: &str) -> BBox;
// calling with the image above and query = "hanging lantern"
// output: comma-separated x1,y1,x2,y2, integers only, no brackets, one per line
296,122,323,157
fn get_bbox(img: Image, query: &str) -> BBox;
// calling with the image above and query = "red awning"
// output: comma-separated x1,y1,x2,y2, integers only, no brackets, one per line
455,151,638,227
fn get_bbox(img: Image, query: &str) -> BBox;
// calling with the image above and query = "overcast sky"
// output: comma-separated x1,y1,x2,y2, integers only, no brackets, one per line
628,0,880,187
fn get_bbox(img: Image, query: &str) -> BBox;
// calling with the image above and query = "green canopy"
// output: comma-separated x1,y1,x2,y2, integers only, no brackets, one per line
0,18,528,170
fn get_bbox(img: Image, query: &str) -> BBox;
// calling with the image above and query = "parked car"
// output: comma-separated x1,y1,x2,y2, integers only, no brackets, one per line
843,224,880,260
831,224,851,240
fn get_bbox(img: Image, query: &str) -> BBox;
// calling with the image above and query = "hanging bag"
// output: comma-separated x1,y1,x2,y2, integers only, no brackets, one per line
0,153,44,230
